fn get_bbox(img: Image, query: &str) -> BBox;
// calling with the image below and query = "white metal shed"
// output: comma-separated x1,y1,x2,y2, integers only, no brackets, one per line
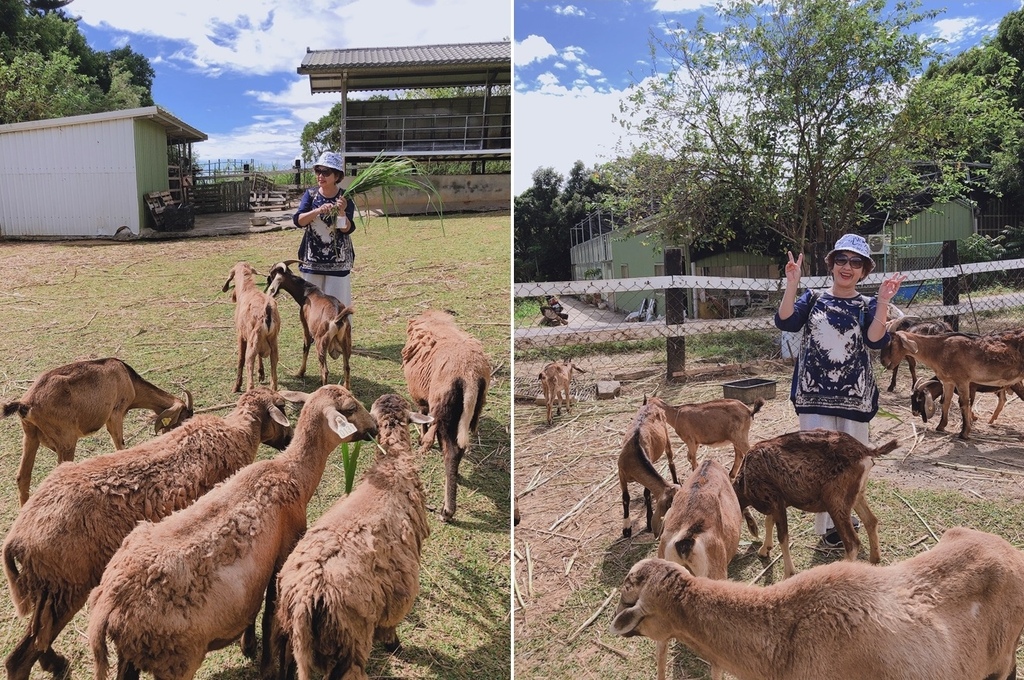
0,107,206,238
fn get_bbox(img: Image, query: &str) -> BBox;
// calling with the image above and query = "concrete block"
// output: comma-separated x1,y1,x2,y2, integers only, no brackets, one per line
596,380,621,400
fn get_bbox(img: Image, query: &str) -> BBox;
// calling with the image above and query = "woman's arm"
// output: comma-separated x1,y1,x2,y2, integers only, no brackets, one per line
866,272,908,344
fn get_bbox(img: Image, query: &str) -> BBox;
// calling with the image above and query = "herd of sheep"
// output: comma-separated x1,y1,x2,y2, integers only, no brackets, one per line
529,341,1024,680
0,260,493,680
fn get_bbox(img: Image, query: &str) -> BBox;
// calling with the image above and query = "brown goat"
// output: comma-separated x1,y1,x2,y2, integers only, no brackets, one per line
655,459,745,680
733,429,897,578
888,328,1024,439
647,395,764,476
618,398,680,538
538,359,585,425
879,317,951,391
0,357,193,506
272,394,431,680
2,387,296,680
611,527,1024,680
87,385,377,680
265,260,354,388
911,375,1024,425
402,309,491,521
223,261,281,392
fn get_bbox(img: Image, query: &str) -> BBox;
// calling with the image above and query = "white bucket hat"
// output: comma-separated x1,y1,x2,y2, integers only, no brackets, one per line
825,233,874,272
313,151,345,175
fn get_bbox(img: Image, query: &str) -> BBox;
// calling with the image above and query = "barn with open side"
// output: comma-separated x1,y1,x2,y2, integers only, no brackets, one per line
0,106,206,239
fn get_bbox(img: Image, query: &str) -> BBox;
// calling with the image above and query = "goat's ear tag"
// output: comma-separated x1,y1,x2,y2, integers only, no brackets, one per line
330,414,357,440
162,417,172,427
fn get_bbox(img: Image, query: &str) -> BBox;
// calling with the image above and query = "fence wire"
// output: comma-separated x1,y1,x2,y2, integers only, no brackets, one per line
514,258,1024,363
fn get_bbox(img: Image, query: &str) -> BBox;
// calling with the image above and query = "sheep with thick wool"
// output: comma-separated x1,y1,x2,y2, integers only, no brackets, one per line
402,309,490,521
87,385,377,680
273,394,431,680
2,387,296,680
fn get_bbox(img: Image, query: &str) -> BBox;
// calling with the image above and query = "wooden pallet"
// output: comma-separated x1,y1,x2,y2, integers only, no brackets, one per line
145,190,194,231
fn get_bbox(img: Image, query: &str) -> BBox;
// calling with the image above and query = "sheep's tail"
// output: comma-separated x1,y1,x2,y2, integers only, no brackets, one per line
264,303,275,332
289,596,317,680
2,539,28,616
871,438,899,458
458,374,485,448
87,593,112,680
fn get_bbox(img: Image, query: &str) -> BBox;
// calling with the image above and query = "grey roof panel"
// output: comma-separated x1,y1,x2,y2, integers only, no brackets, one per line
299,41,509,71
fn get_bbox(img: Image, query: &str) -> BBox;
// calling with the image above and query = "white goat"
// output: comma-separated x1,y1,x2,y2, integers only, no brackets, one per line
265,259,354,388
402,309,491,521
611,527,1024,680
87,384,377,680
223,261,281,392
1,357,192,505
273,394,432,680
2,387,296,680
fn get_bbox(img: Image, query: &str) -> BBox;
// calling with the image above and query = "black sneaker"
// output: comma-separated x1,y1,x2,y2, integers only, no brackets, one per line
817,530,844,550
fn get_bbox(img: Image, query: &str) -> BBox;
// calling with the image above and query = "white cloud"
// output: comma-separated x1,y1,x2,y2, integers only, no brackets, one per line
513,85,634,193
515,34,558,65
652,0,717,11
933,16,982,43
554,5,586,17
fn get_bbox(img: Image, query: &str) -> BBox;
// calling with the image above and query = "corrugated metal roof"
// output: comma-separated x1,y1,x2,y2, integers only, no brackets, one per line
0,106,207,144
297,41,510,93
299,41,508,70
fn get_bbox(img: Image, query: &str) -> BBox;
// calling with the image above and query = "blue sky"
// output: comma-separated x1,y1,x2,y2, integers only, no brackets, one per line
513,0,1024,195
73,0,510,169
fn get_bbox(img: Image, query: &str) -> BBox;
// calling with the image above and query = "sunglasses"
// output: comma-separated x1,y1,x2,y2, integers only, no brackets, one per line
314,167,335,176
833,254,865,269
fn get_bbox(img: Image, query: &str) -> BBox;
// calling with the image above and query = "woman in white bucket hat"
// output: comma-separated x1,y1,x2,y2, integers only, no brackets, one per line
292,151,357,307
775,233,907,549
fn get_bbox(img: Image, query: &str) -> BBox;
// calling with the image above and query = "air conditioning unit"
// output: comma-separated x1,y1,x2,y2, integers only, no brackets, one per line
867,233,890,255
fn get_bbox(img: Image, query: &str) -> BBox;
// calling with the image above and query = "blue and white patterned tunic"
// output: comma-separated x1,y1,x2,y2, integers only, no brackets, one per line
292,188,357,277
775,290,890,422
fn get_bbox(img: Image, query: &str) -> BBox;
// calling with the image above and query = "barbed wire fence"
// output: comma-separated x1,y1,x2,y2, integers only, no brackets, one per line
513,255,1024,401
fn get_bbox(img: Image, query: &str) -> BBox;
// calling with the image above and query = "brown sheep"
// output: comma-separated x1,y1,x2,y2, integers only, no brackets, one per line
611,527,1024,680
886,328,1024,439
732,429,897,578
2,387,297,680
538,359,585,425
618,398,680,538
223,261,281,392
402,309,491,521
647,395,764,477
272,394,431,680
1,357,193,505
655,458,745,680
265,260,354,388
87,385,377,680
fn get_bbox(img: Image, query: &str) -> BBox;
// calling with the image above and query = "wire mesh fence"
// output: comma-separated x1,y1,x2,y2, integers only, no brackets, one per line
514,257,1024,372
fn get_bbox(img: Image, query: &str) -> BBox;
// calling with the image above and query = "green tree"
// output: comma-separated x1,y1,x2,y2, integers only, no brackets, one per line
514,167,565,282
0,48,93,122
616,0,1015,268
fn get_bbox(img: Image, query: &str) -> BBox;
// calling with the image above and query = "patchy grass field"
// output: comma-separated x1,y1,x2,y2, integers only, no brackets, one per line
513,349,1024,679
0,212,511,680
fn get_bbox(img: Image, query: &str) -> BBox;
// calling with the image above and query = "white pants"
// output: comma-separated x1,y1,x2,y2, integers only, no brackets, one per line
300,272,351,308
798,413,869,535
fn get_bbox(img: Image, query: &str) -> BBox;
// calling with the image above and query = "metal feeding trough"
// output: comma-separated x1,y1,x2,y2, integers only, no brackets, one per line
722,378,777,405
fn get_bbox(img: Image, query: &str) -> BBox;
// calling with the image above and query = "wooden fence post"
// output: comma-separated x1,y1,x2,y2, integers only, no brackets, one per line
665,247,687,383
941,239,960,331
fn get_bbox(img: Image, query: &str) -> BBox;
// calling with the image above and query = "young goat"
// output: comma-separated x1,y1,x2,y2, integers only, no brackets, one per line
879,317,951,391
618,398,680,538
402,309,491,521
272,394,431,680
732,429,897,579
223,261,281,392
911,375,1024,426
611,527,1024,680
655,459,746,680
87,385,377,680
265,259,354,388
646,395,764,477
2,387,296,680
538,359,585,425
0,357,193,505
887,328,1024,439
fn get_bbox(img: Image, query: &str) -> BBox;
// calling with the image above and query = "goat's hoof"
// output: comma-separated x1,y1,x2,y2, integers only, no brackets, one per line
622,527,632,538
40,656,70,680
757,546,771,558
383,638,402,653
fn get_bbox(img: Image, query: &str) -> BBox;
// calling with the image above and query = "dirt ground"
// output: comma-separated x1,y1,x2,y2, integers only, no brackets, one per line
512,349,1024,678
